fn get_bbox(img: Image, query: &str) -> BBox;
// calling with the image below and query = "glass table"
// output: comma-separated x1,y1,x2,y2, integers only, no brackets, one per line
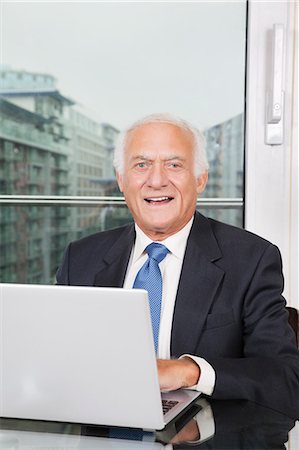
0,398,297,449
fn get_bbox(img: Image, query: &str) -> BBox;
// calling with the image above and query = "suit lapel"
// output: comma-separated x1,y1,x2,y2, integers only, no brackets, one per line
171,213,224,357
94,225,135,288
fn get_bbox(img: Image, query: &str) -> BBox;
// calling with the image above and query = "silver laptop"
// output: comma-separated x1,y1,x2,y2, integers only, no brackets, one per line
0,283,200,430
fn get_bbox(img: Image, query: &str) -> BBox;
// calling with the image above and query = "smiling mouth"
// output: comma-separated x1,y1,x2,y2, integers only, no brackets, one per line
144,196,174,204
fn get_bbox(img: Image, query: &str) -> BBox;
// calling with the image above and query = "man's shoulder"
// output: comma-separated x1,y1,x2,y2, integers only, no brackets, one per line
208,217,271,245
192,213,282,272
69,222,134,254
195,212,276,252
57,223,135,285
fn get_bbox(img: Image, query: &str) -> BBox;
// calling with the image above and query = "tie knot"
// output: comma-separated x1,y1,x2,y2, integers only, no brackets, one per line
146,242,169,264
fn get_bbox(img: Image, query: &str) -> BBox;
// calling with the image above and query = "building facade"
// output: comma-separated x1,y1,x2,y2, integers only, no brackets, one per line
204,113,244,225
0,67,119,283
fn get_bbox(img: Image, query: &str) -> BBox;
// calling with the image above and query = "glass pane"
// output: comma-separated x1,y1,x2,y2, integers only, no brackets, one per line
0,204,243,284
1,1,247,198
1,2,247,282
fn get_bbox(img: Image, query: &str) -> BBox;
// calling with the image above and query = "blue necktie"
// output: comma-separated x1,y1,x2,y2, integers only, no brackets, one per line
133,243,169,353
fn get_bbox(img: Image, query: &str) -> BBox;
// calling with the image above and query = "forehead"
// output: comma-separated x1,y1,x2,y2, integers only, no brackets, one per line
125,123,195,157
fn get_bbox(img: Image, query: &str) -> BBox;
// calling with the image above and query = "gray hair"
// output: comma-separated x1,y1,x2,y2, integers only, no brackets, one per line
113,113,209,176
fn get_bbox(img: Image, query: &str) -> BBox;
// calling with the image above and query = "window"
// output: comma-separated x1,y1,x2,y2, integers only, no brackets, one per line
0,1,247,283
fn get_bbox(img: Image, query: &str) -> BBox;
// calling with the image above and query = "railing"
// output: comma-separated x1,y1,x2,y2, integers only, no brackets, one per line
0,195,243,208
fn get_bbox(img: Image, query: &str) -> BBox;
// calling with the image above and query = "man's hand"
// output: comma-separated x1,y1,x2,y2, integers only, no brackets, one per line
170,418,200,444
157,357,201,391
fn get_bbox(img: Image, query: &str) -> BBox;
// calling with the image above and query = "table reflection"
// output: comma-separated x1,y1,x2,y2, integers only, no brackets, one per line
0,398,296,449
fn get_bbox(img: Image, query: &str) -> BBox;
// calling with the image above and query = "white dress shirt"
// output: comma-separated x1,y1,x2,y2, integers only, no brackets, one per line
123,218,216,395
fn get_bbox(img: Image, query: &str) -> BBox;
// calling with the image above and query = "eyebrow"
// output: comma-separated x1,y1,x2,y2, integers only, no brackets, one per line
130,154,186,162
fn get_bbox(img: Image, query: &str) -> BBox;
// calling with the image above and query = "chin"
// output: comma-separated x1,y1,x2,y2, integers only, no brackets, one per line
147,217,172,229
144,221,174,236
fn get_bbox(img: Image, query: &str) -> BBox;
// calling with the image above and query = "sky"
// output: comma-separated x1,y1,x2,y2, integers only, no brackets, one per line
1,0,247,130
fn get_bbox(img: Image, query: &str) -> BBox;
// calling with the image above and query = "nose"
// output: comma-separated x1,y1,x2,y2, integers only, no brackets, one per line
146,162,169,189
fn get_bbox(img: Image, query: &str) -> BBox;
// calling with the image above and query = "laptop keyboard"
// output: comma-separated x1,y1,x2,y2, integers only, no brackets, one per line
162,399,179,414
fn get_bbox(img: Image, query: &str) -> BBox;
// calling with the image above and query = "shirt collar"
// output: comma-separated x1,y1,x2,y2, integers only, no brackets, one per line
132,216,194,263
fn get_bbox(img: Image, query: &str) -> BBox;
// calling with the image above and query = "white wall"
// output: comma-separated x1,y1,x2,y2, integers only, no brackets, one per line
245,0,298,308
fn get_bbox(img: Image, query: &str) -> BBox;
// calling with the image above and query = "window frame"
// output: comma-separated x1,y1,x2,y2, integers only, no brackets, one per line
245,0,298,308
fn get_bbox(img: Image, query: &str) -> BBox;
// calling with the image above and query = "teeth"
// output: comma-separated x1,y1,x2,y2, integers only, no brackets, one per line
147,197,169,202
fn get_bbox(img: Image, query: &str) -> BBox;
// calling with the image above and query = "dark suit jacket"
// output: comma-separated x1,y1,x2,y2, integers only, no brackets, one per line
56,212,299,419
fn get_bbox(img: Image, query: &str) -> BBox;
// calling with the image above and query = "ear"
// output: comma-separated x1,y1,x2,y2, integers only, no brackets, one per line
196,171,208,194
116,171,124,193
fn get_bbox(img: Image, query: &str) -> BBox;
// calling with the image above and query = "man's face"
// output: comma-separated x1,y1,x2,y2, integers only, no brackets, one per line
116,122,208,240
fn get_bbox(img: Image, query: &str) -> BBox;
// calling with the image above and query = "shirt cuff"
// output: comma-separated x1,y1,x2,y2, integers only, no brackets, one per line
163,399,215,448
180,354,216,396
187,398,215,444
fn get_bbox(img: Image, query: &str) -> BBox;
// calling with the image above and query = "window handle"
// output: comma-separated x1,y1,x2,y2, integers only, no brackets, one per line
265,23,284,145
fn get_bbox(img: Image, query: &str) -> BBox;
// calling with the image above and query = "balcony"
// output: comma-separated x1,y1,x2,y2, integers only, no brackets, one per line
0,121,69,154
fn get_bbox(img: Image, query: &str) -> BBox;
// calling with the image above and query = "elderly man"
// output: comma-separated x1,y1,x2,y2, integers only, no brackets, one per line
57,113,299,418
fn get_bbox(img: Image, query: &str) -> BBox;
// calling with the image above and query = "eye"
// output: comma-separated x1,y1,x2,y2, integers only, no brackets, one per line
134,161,150,170
166,161,182,169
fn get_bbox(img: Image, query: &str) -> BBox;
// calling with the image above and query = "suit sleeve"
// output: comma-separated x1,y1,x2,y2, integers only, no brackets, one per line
207,244,299,419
